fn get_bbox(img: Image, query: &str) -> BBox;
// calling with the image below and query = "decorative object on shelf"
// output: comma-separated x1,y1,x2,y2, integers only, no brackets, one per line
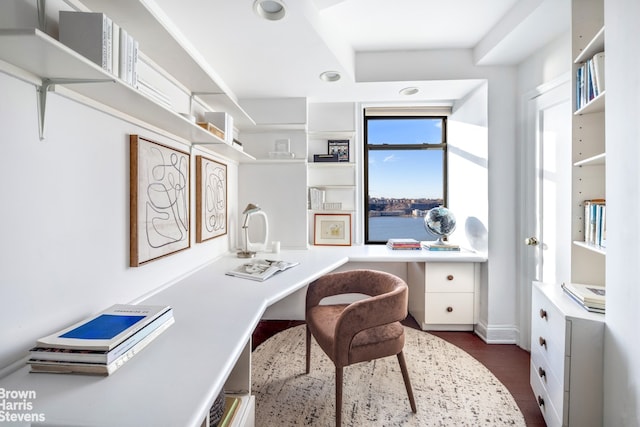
424,206,457,246
328,139,349,162
313,153,339,162
130,135,190,267
269,138,295,159
322,202,342,210
314,213,351,246
195,156,227,243
238,203,269,258
197,121,225,140
204,111,234,144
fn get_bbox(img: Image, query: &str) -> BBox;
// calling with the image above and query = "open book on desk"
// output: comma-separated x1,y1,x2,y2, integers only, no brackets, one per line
226,259,299,282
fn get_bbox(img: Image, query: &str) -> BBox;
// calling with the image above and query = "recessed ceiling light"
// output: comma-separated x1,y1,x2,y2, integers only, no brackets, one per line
400,87,419,96
254,0,286,21
319,71,341,82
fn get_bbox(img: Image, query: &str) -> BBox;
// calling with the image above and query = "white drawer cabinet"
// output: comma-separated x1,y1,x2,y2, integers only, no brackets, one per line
407,262,479,331
530,281,604,427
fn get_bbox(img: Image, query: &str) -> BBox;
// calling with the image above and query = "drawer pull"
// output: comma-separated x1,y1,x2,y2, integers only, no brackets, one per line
446,306,453,313
538,336,547,348
447,275,454,281
538,367,546,379
539,308,547,319
537,395,545,407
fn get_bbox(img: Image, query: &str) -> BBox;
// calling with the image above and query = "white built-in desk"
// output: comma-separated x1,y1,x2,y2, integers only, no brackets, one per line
0,246,486,427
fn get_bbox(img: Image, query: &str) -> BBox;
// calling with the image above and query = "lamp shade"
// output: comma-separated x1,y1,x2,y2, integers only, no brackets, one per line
243,203,261,214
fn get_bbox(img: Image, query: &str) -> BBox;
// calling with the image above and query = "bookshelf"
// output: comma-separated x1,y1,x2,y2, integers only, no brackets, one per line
530,1,607,425
571,0,605,286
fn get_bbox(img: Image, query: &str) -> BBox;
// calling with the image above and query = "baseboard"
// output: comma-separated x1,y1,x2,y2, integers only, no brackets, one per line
474,321,520,344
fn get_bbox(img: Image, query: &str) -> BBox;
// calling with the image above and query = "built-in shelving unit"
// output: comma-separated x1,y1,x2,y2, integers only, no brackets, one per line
571,0,605,284
531,2,606,422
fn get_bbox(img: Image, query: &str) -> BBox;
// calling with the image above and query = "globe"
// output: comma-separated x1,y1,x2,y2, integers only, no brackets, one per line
424,206,456,245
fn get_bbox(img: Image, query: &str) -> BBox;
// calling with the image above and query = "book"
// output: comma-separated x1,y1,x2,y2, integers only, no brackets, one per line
386,238,421,250
59,12,113,73
35,304,172,351
226,259,299,282
561,282,605,313
29,308,174,364
218,396,241,427
28,316,174,376
422,241,461,251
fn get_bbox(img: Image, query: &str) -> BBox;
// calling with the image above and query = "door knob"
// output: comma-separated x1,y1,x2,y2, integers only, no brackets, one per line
525,236,539,246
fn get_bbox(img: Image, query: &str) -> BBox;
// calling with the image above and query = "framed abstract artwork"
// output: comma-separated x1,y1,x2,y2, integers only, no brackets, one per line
130,135,190,267
313,213,352,246
195,155,227,242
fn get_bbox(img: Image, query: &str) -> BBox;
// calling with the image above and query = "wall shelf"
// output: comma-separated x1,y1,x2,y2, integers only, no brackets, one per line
76,0,255,128
0,28,253,161
574,152,605,167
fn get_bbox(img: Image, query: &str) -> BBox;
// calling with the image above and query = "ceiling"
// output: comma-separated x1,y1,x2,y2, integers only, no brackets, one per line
151,0,569,111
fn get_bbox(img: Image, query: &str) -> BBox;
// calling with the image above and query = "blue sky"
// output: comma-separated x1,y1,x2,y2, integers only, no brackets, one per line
367,118,444,199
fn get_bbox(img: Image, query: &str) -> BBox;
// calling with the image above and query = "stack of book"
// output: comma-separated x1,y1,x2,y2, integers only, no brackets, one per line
28,304,174,376
386,238,421,250
422,241,460,251
561,282,605,314
59,12,140,88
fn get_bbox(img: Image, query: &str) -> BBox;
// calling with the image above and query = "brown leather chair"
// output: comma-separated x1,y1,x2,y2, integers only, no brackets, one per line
305,269,417,426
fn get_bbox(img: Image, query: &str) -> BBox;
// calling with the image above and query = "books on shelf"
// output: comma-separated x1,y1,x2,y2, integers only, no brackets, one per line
576,51,605,110
59,12,139,87
28,304,174,375
386,238,421,250
226,259,299,281
422,241,460,251
584,199,606,248
561,282,605,313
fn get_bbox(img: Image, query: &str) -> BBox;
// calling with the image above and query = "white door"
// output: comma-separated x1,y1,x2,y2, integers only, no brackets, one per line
519,77,572,349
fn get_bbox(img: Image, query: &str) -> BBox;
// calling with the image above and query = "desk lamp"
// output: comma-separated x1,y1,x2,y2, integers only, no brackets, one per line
237,203,269,258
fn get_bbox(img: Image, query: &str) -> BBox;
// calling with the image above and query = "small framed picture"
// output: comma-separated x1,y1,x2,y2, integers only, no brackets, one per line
314,213,351,246
328,140,349,162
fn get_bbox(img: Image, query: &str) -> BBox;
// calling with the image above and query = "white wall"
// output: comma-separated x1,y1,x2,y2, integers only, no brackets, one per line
603,0,640,424
0,71,238,371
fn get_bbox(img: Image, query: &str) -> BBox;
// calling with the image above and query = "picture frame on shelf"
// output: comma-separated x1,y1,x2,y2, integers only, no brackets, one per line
328,139,349,162
314,213,351,246
130,135,190,267
195,155,227,243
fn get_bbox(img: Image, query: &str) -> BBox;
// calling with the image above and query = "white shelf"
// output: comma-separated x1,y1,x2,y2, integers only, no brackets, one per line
574,26,605,64
573,240,606,255
308,162,355,168
77,0,255,128
574,152,606,167
0,28,110,80
575,91,605,115
0,28,254,161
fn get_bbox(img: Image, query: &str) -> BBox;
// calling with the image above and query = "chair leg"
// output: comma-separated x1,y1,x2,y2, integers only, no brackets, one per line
397,351,417,413
336,366,343,427
305,324,311,374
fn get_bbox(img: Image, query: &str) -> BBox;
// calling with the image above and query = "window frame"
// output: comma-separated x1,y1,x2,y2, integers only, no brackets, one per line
363,114,449,244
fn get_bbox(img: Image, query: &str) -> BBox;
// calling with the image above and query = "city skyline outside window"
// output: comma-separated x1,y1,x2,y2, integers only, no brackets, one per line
365,116,446,243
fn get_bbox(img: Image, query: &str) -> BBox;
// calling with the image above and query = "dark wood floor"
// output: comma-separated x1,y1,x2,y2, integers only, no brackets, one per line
252,316,546,427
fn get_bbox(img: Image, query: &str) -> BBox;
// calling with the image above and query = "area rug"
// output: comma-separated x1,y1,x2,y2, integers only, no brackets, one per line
252,325,525,426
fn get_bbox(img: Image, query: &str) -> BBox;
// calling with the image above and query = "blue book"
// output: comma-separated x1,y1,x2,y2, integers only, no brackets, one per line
36,304,171,351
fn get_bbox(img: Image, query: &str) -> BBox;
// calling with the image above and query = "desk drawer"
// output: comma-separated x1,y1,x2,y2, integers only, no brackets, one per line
424,292,474,324
425,263,474,293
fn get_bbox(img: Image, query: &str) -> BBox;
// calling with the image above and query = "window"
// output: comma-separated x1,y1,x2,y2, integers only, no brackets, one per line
364,110,448,244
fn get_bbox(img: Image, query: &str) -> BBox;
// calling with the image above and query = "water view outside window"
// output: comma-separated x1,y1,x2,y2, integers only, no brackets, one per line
365,117,445,243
